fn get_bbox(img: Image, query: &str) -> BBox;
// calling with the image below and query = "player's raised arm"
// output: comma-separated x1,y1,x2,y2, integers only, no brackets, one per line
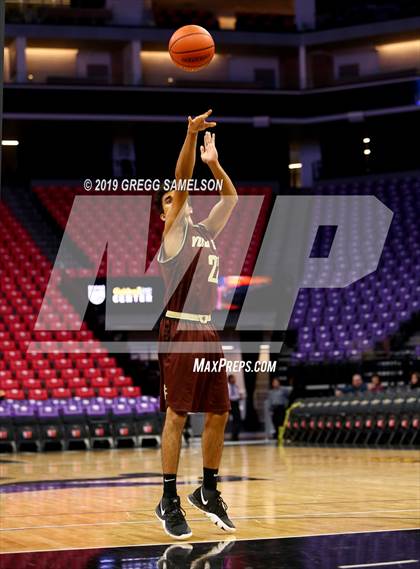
199,131,238,238
174,109,216,181
168,110,217,228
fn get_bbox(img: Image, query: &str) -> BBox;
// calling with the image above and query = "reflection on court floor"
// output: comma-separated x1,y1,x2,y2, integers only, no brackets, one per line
1,530,419,569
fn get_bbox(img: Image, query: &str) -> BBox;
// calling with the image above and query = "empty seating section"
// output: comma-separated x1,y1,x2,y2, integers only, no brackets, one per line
0,202,139,402
285,390,420,449
0,396,161,452
152,6,219,30
290,175,420,362
33,185,272,278
235,13,295,32
316,0,420,29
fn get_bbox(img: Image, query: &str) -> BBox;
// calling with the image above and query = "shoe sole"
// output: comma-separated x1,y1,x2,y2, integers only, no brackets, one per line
155,510,193,540
187,495,236,533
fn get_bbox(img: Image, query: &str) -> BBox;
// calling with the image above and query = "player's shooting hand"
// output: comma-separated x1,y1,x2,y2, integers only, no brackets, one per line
200,131,218,165
188,109,217,134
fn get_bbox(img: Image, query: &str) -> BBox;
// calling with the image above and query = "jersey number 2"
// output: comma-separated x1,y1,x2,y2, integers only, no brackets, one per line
208,255,219,283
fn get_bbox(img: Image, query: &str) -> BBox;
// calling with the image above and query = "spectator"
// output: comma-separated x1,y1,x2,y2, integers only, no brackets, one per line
409,372,419,389
336,373,367,396
368,374,385,393
267,377,289,439
227,375,242,441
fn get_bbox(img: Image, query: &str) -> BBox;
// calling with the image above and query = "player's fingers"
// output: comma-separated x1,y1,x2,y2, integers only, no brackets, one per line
205,121,217,128
212,133,216,143
206,109,213,116
200,145,205,154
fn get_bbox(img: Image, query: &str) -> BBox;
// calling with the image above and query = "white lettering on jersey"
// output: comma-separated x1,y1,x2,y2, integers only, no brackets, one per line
192,236,210,248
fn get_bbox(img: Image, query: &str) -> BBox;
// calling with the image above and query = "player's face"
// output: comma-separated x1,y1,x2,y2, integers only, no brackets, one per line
161,192,193,221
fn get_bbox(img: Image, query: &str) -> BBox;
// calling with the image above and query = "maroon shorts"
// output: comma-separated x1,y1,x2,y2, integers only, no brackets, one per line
158,316,230,414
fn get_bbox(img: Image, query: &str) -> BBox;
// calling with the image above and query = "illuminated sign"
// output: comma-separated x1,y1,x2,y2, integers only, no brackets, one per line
112,286,153,304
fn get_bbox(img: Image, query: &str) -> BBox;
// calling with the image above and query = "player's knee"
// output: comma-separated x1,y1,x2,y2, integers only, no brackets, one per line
205,411,229,430
165,407,188,430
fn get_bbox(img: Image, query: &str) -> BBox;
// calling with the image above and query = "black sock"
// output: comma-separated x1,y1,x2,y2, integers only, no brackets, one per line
203,467,218,492
163,474,177,499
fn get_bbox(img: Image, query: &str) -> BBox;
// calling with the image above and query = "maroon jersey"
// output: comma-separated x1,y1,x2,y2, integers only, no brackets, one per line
157,221,219,314
157,220,229,414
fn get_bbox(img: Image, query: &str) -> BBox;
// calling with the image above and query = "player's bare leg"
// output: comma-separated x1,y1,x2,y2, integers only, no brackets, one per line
201,412,229,469
156,407,192,540
161,407,187,473
188,411,236,532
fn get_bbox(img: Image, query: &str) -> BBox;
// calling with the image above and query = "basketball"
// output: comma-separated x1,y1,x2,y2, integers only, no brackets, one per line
169,25,215,71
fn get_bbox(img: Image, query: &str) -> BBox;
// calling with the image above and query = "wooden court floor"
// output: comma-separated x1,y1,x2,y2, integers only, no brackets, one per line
0,444,419,554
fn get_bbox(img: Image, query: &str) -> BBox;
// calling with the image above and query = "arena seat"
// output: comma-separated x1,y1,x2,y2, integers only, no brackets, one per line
33,184,272,278
0,202,139,409
285,390,420,449
290,174,420,362
0,396,161,452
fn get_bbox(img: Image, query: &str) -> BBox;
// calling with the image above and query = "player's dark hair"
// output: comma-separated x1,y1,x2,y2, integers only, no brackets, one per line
154,185,168,215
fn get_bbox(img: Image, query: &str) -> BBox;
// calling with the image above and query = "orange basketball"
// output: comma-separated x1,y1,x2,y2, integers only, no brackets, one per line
169,25,215,72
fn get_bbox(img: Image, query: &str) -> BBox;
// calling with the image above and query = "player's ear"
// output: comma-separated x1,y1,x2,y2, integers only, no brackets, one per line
160,213,166,222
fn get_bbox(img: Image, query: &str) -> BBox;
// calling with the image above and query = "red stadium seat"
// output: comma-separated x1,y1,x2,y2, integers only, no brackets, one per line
75,358,93,370
3,350,22,363
9,360,29,372
74,387,95,398
0,379,19,390
91,377,110,389
5,389,25,400
14,369,33,381
37,369,56,380
0,201,138,404
104,368,123,379
121,386,141,397
22,378,42,390
67,378,87,389
45,378,64,390
98,387,118,398
83,368,102,379
30,358,50,370
61,368,79,380
54,331,73,341
96,356,116,368
28,389,48,400
55,358,73,369
112,376,132,388
25,351,45,362
0,340,16,351
0,371,13,381
51,387,72,399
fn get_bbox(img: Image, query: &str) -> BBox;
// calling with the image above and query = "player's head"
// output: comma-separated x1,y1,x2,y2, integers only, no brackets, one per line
352,373,363,387
371,374,381,386
155,187,193,223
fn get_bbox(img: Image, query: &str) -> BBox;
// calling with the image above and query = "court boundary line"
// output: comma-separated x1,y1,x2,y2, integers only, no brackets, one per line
0,526,418,555
1,497,418,519
1,508,419,531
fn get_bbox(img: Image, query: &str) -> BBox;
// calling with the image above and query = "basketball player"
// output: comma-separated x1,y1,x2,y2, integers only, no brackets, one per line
155,110,238,539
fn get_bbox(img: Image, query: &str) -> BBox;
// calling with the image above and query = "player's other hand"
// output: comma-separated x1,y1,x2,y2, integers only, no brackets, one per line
188,109,217,134
200,131,218,165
